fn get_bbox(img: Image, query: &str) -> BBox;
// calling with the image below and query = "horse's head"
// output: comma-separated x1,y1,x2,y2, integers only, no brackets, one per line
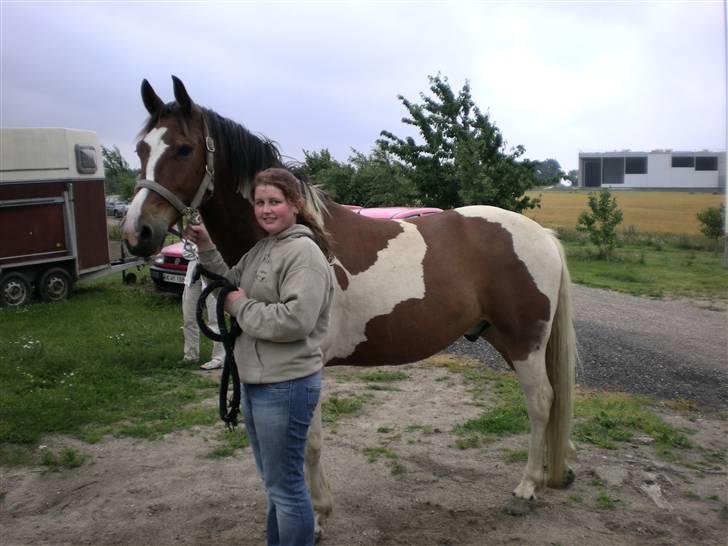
124,76,212,257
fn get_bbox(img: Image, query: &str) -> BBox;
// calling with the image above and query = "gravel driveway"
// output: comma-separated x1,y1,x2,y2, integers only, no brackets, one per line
445,284,727,412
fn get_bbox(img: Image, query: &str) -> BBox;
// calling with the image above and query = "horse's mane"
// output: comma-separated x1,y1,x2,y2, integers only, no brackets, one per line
139,102,331,222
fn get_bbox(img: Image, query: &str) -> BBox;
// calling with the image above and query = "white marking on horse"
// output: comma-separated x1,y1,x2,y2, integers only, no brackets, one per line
325,221,428,359
125,128,169,232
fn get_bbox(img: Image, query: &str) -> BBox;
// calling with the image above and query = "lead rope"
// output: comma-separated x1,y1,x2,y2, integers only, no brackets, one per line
193,264,243,430
180,211,242,430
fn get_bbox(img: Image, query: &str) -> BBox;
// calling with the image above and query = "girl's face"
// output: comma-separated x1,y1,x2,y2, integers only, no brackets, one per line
253,184,299,235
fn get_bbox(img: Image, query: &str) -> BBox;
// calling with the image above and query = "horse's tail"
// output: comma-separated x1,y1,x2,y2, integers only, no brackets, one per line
544,235,577,488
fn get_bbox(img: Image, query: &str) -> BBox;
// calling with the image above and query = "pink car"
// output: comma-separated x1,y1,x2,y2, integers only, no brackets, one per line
150,241,188,293
355,206,443,220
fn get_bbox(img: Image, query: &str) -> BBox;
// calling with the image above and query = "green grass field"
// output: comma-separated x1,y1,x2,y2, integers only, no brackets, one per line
525,190,724,235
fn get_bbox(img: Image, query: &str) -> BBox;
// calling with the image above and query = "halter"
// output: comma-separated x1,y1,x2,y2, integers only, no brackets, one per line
135,117,216,240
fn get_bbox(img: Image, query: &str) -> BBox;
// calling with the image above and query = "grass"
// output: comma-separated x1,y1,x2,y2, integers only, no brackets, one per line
0,275,220,466
522,190,728,300
205,428,250,458
39,446,91,471
437,360,697,464
562,236,728,300
525,190,724,236
594,490,620,510
321,393,370,424
359,370,410,382
363,445,405,476
573,391,692,456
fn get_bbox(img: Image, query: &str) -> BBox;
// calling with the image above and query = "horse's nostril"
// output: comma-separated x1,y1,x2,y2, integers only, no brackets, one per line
139,224,152,241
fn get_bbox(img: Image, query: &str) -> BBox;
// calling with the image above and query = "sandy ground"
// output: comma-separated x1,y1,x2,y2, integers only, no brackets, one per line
2,359,727,546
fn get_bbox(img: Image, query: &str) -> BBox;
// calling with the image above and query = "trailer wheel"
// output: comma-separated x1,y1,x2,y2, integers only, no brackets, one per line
38,268,72,303
0,272,32,307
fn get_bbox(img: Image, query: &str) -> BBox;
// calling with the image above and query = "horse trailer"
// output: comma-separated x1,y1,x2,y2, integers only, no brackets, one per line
0,128,144,307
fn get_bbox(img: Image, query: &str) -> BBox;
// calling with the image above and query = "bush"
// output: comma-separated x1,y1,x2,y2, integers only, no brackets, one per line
576,190,624,259
696,205,725,247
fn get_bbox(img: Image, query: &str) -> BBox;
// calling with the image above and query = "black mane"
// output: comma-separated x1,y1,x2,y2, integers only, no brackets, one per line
202,107,283,197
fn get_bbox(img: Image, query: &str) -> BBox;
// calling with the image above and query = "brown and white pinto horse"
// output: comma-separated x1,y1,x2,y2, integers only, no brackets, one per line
123,76,577,525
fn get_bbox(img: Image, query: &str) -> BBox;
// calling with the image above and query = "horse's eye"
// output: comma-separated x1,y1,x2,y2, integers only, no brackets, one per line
177,145,193,158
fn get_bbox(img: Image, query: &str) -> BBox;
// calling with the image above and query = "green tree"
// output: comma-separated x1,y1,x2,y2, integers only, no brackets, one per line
297,149,358,204
348,148,419,207
696,205,725,248
576,190,624,259
378,74,539,211
533,159,565,186
102,145,136,200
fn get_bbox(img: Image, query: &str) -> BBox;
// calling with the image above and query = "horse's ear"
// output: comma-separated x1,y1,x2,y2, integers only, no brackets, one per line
141,79,164,116
172,75,193,117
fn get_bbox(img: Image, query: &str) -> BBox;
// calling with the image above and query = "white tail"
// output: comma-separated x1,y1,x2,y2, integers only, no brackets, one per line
544,236,577,488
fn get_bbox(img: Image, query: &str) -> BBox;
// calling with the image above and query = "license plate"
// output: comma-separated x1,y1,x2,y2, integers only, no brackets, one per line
162,272,184,284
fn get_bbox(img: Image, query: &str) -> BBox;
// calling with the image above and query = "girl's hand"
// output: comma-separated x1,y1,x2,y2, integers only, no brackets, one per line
224,288,247,313
183,223,215,251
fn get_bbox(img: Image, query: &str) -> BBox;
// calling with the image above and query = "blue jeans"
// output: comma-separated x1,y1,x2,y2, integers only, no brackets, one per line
242,371,322,546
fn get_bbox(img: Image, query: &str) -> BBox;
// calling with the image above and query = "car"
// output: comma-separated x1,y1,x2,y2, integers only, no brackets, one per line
105,198,129,218
355,206,443,219
149,241,188,294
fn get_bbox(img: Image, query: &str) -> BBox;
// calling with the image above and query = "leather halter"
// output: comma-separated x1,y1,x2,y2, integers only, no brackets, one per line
135,117,216,225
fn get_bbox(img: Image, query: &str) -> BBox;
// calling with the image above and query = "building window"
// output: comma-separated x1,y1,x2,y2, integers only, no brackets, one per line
672,156,695,168
603,157,624,184
625,156,647,174
695,156,718,171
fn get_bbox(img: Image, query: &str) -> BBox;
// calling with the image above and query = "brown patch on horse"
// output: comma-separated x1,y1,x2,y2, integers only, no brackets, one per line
427,214,551,364
332,264,349,290
326,204,404,278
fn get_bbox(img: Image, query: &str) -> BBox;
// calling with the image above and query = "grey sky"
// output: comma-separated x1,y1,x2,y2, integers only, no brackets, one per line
1,1,725,173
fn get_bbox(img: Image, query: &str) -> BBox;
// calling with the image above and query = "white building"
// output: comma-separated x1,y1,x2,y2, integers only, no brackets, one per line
578,150,725,190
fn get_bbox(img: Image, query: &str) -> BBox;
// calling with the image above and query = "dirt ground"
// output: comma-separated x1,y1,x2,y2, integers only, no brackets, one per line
2,360,726,546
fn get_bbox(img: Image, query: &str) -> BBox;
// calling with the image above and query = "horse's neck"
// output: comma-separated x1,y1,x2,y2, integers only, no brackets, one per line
202,188,264,265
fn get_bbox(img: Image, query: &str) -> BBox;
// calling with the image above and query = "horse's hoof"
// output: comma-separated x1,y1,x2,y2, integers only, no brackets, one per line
504,496,536,516
314,524,323,544
563,467,576,488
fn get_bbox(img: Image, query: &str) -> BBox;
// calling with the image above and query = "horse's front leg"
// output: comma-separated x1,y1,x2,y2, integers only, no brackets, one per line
305,397,333,538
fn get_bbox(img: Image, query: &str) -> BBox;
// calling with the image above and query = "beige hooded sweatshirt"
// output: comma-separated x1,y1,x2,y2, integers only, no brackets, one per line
197,224,334,384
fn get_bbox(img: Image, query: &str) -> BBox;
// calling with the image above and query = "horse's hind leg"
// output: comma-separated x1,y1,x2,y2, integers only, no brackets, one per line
305,398,333,537
512,348,552,501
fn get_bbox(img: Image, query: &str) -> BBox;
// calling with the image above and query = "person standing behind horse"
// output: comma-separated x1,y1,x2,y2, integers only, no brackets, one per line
182,236,226,370
184,168,334,546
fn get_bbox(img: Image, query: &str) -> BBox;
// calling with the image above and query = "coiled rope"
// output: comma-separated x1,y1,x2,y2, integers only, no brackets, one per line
193,265,242,430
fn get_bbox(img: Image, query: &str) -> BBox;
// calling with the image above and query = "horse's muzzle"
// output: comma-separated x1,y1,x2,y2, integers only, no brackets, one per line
123,216,169,257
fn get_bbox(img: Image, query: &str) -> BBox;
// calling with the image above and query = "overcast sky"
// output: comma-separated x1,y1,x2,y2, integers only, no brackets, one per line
1,1,726,173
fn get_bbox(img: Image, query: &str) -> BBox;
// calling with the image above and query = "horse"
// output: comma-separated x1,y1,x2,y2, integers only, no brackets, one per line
123,76,577,528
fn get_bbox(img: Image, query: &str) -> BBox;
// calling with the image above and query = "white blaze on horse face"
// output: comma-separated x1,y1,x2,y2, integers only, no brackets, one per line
325,221,427,360
125,128,169,233
456,205,562,314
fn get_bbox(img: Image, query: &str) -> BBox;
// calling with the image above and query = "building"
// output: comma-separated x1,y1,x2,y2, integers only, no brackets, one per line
578,150,725,190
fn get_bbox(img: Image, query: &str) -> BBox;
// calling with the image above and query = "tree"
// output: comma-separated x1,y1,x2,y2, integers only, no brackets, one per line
696,205,725,248
533,159,565,186
102,145,137,200
297,149,357,204
576,190,624,259
348,148,420,207
378,74,539,211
